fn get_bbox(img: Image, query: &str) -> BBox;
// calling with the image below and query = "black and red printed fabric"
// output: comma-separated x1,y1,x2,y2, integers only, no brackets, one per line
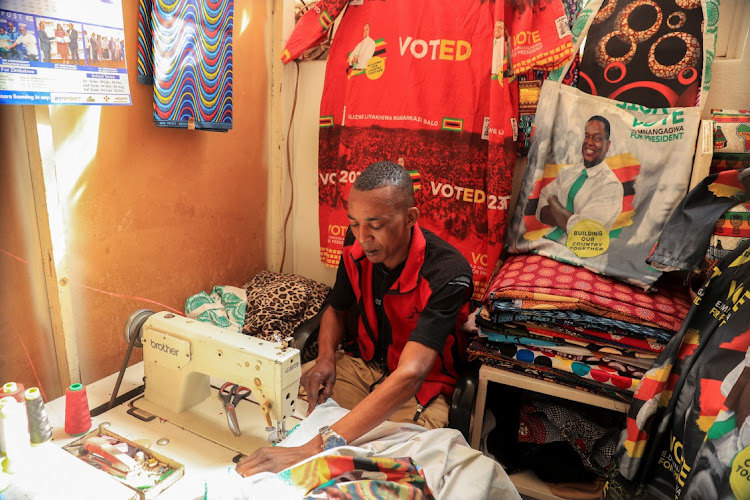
282,0,570,298
577,0,711,108
604,240,750,499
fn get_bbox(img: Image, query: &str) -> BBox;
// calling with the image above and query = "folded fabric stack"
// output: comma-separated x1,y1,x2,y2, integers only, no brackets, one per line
469,254,691,403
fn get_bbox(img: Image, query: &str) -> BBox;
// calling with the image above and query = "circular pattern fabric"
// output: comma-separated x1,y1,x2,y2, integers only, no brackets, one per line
648,32,701,79
666,11,687,29
675,0,701,9
614,0,663,43
604,61,627,83
539,267,555,277
593,0,618,24
595,31,638,68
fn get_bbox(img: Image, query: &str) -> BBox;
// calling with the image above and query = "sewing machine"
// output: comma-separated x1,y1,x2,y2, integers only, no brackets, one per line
133,312,301,453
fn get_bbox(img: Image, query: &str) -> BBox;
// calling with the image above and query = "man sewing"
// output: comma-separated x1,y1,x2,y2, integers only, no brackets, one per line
236,161,473,476
536,115,624,240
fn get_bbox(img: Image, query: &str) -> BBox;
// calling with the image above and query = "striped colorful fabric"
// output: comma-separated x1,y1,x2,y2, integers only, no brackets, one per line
490,303,673,342
143,0,233,131
523,324,666,356
137,0,155,85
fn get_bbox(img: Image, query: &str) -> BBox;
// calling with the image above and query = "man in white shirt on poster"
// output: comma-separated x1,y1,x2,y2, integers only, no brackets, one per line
8,25,39,62
348,23,375,70
536,115,624,239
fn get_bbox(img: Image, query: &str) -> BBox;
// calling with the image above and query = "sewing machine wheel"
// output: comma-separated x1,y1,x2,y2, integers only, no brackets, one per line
123,309,155,348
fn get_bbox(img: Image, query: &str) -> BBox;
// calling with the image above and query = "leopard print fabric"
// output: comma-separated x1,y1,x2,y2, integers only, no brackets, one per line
241,271,330,345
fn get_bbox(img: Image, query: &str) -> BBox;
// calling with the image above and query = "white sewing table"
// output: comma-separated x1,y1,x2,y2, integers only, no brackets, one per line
5,362,305,499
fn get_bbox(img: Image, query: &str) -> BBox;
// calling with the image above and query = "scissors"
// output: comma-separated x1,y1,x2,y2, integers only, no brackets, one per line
219,382,252,437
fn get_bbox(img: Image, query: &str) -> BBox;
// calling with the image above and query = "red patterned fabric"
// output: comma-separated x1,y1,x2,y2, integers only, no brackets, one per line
524,325,665,355
487,254,690,331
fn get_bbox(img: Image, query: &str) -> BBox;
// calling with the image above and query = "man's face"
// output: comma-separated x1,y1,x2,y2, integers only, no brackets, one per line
7,22,13,30
363,24,370,38
397,157,405,167
494,21,503,39
19,26,26,35
582,119,610,168
0,28,6,35
347,186,418,269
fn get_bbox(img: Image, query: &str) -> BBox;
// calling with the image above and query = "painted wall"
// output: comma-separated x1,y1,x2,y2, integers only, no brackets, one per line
288,61,336,287
0,106,62,398
39,0,270,386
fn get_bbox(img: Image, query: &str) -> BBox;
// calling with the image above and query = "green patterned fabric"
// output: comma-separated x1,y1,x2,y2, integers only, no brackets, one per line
184,285,247,333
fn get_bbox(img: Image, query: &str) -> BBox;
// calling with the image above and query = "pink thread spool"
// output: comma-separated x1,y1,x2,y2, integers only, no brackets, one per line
1,383,25,404
64,383,91,436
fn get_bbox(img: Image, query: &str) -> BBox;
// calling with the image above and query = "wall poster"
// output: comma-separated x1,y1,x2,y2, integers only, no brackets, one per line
0,0,130,105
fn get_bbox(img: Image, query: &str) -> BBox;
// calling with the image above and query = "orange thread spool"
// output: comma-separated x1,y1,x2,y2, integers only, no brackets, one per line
64,383,91,436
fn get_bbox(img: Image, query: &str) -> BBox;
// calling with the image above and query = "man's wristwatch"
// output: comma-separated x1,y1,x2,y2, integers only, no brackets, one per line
319,425,346,451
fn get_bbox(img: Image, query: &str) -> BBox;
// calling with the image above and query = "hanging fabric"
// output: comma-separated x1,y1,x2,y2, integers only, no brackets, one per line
137,0,233,131
604,240,750,500
283,0,570,298
576,0,711,109
505,0,719,289
647,168,750,273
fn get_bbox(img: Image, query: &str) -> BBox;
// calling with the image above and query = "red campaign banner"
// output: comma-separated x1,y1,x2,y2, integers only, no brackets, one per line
283,0,571,298
309,0,520,300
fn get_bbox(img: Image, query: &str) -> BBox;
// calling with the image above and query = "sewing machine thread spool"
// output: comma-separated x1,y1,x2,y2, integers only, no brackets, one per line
1,383,25,405
0,398,31,473
64,383,92,437
25,388,52,445
0,397,16,456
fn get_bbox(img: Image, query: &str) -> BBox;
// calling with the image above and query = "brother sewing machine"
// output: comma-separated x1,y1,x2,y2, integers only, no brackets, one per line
128,311,302,455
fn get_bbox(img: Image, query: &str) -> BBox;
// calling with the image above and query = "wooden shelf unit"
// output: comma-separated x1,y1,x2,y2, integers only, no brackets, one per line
470,364,630,500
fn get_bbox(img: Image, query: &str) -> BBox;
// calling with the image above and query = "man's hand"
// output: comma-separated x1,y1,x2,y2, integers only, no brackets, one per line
235,441,320,477
301,357,336,415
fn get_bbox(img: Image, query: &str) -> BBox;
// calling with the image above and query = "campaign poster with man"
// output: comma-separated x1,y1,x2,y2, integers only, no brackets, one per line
507,84,700,288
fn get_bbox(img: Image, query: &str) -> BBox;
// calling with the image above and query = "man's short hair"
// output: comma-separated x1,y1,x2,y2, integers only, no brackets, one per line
587,115,611,140
353,161,416,209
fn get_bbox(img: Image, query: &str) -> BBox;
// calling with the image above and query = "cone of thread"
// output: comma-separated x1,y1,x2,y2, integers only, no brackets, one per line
1,399,30,473
0,397,16,456
25,388,52,444
64,383,91,436
1,383,25,404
